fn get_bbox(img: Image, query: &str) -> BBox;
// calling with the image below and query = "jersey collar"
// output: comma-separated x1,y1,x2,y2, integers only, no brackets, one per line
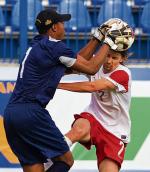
49,36,61,42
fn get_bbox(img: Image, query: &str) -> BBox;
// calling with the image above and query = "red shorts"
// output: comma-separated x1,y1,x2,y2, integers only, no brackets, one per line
73,112,126,168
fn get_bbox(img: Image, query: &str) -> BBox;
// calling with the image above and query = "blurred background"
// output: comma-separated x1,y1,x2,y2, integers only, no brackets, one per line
0,0,150,171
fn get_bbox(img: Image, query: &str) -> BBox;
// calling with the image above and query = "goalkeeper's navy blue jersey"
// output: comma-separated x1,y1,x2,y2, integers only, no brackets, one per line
9,35,76,107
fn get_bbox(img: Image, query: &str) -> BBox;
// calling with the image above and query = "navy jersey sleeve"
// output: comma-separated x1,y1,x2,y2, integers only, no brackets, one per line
36,38,77,67
52,41,77,63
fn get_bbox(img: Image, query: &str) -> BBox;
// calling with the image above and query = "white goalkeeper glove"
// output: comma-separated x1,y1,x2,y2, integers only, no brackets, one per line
104,22,130,51
92,27,105,42
104,35,118,50
93,18,123,42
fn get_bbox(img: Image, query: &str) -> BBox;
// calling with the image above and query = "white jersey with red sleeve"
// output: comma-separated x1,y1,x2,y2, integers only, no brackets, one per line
84,64,132,143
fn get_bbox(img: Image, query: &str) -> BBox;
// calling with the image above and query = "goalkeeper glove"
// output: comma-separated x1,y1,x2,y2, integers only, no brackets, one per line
92,22,112,42
104,23,132,51
92,27,105,42
93,18,123,42
104,34,118,50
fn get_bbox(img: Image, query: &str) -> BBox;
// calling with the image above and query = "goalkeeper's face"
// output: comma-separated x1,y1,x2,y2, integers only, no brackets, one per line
49,22,66,40
103,50,124,73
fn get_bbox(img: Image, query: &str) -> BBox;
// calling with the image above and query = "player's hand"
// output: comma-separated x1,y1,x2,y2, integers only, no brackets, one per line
92,23,111,42
103,24,129,50
103,24,121,50
92,18,123,42
92,27,105,42
103,34,118,50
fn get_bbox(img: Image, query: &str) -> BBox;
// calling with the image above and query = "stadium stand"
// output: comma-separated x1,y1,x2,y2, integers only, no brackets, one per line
48,0,61,5
11,0,43,31
0,0,150,63
58,0,92,32
134,0,150,5
97,0,135,28
6,0,17,5
141,1,150,33
91,0,105,5
0,6,5,30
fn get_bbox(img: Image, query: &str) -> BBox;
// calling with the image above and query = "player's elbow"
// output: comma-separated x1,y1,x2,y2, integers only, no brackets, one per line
87,70,97,75
86,66,99,75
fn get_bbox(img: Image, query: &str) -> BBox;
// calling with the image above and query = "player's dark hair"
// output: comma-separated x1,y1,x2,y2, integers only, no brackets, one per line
120,51,128,58
112,50,128,65
36,26,49,34
120,51,128,65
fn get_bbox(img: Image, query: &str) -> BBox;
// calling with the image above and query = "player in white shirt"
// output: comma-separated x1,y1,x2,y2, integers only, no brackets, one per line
58,49,132,172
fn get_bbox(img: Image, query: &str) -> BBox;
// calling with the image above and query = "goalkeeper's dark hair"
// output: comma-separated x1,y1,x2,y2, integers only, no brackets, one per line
36,25,48,34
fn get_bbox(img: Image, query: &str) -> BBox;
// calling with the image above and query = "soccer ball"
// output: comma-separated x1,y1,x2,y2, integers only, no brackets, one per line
106,18,134,51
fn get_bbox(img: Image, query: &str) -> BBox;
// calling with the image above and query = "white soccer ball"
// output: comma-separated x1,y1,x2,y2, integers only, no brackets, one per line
105,18,135,51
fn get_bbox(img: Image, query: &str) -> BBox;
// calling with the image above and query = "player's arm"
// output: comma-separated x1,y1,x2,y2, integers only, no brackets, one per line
77,37,100,60
61,25,129,75
70,44,110,75
69,25,128,75
78,18,121,60
78,19,116,60
63,37,102,75
60,43,110,75
58,78,116,93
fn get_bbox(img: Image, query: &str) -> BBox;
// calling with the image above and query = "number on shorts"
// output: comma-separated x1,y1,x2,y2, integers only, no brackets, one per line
118,141,124,158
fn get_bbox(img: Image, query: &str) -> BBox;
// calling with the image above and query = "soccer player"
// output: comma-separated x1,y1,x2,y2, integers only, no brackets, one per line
3,9,125,172
58,49,132,172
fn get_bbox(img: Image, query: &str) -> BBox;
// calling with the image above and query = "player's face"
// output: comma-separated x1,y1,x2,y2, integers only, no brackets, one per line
103,50,123,73
55,22,65,40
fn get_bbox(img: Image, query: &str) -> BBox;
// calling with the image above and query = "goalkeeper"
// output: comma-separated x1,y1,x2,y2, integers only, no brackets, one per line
57,22,134,172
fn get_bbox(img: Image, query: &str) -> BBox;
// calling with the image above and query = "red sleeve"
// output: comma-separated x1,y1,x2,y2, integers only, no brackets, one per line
110,70,129,91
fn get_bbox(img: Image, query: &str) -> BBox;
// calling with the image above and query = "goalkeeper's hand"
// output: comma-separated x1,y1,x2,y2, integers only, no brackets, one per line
92,18,122,42
92,27,105,42
104,23,129,50
104,34,118,50
92,23,111,42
